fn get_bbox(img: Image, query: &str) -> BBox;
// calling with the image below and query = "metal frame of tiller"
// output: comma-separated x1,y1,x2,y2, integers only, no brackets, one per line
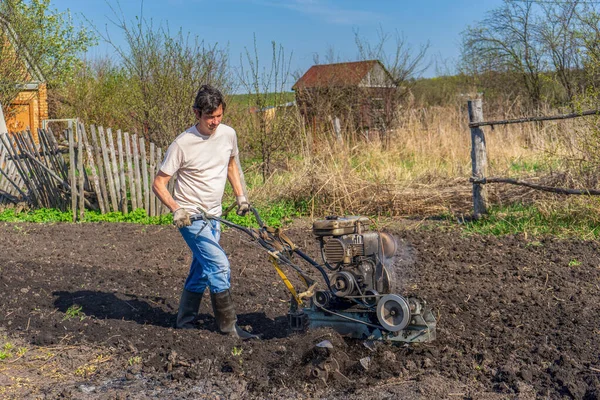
191,206,436,343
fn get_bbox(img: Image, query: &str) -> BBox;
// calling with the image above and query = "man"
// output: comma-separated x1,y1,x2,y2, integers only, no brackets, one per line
152,84,257,339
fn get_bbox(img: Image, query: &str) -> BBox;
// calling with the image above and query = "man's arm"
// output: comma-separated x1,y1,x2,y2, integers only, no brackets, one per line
152,171,180,212
227,156,250,215
227,156,245,197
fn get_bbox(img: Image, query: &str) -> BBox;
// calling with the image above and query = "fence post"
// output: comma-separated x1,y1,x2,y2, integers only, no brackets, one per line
468,99,487,218
68,128,77,222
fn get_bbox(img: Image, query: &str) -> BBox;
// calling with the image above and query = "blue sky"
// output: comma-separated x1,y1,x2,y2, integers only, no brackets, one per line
53,0,505,86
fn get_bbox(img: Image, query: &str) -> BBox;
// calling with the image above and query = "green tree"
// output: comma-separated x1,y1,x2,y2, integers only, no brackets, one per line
93,4,231,146
0,0,96,111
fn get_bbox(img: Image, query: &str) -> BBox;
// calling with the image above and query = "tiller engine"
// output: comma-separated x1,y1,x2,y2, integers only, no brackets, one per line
210,211,436,343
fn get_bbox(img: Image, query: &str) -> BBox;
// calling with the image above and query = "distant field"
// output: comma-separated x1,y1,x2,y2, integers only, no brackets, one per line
227,92,296,107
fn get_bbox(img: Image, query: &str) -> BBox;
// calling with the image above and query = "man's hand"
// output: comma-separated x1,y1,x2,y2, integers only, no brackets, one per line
173,208,192,228
236,195,250,216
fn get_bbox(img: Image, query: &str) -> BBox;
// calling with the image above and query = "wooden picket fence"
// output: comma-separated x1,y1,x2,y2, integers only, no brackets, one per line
0,122,172,220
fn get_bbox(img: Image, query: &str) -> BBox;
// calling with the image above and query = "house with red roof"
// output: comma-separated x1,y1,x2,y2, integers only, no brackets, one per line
292,60,397,140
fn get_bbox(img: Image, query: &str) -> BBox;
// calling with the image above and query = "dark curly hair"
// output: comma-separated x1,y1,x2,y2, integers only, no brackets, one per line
193,84,226,116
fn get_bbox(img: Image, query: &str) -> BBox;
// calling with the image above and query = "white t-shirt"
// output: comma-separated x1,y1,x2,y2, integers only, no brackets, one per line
160,123,239,217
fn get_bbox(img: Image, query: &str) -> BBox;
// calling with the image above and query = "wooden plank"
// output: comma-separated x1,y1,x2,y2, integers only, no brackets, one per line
1,133,38,206
45,127,69,179
155,146,163,214
0,164,26,199
149,142,155,217
23,130,57,208
30,129,61,208
131,134,143,210
124,132,137,210
90,126,110,213
68,129,77,221
473,177,600,195
2,157,18,195
77,134,85,220
0,146,8,192
15,142,97,210
11,162,23,197
139,137,150,214
468,99,488,218
98,126,118,212
1,151,21,197
80,123,105,213
7,159,23,196
106,128,122,207
0,147,5,192
469,107,600,128
117,130,128,213
0,150,27,199
26,131,56,207
13,132,48,207
38,128,68,201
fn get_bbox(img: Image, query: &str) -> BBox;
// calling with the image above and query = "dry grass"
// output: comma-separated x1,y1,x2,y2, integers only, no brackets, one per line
237,103,600,218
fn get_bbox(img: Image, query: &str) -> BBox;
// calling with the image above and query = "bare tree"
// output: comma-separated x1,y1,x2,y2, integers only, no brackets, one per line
354,26,430,96
577,3,600,92
354,26,429,145
461,0,546,110
237,35,295,183
537,0,584,104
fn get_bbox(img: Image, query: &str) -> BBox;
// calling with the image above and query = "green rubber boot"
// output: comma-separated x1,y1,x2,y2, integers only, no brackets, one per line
211,290,260,340
175,289,204,329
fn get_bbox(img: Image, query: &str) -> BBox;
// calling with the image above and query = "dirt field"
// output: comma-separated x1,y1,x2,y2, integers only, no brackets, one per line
0,220,599,399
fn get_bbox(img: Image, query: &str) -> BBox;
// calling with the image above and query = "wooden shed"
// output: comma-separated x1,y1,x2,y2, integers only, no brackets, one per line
292,60,397,136
0,15,48,135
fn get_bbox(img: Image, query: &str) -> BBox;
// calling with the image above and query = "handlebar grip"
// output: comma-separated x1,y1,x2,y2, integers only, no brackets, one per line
223,201,237,217
251,206,264,228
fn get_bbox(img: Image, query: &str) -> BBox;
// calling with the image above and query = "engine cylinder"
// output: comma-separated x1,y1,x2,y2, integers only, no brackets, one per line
323,238,346,264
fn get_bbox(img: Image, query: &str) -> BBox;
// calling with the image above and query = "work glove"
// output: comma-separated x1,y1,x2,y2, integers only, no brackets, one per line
173,208,192,228
236,195,250,216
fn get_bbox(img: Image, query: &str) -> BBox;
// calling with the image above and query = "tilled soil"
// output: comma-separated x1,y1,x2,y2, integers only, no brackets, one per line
0,220,599,399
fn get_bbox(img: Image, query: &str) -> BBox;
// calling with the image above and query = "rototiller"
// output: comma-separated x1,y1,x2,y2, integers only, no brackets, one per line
201,207,436,343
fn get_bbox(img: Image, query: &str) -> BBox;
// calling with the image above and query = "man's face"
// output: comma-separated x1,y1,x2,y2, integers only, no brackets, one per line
195,104,223,135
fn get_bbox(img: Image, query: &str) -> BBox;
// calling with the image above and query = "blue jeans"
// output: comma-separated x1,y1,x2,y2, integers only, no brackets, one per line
179,219,231,294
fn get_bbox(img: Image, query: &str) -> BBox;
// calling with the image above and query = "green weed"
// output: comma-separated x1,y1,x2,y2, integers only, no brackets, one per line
0,343,13,360
509,159,543,173
460,203,600,239
63,304,86,321
128,356,142,366
568,259,582,267
231,346,243,356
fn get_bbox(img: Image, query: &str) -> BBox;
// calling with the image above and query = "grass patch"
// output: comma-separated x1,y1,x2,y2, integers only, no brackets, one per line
228,92,295,107
0,200,306,228
461,202,600,239
0,208,170,224
0,343,14,360
222,200,307,228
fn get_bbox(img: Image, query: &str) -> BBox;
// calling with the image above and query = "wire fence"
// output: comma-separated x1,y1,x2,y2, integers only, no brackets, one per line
468,99,600,217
